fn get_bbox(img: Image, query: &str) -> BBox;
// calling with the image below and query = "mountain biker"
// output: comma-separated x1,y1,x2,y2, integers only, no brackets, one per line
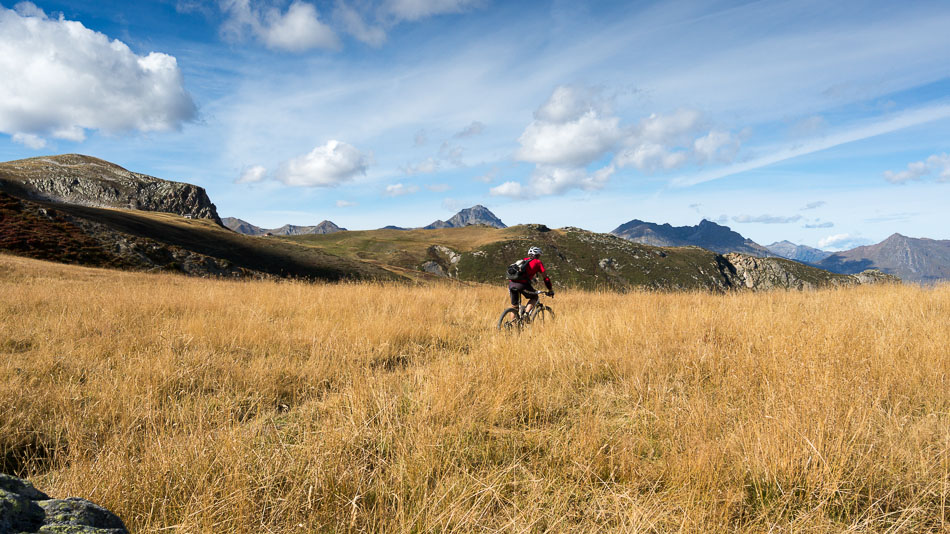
509,246,554,319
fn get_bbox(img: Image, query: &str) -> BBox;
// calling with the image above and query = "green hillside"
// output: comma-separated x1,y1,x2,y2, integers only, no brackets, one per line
285,224,870,291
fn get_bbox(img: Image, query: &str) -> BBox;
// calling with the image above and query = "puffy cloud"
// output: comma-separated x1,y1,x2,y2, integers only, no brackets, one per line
517,86,621,167
403,157,439,175
336,200,356,207
614,143,688,172
693,130,740,163
275,140,369,187
0,4,196,143
517,112,621,167
818,233,871,251
11,133,46,150
384,183,419,196
219,0,339,51
634,109,703,146
491,165,614,198
385,0,482,22
615,109,735,173
454,120,484,138
236,165,267,183
489,181,524,198
732,214,802,224
884,153,950,183
507,86,740,197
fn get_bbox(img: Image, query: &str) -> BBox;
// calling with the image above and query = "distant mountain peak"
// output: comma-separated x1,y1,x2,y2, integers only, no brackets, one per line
819,233,950,283
424,205,506,229
766,240,831,264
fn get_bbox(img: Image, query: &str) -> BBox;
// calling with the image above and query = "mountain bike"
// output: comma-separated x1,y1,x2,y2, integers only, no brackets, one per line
497,290,555,332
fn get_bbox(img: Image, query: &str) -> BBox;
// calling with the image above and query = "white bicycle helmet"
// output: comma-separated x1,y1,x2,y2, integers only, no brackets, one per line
527,246,542,257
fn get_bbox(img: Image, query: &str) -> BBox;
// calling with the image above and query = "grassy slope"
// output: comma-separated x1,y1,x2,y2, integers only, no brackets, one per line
288,225,856,291
0,192,401,282
2,254,948,533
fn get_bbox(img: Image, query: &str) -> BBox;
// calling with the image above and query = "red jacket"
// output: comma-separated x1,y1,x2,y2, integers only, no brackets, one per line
514,258,552,290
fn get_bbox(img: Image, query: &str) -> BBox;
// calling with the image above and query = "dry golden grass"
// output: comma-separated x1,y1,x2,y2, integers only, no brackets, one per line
1,253,948,533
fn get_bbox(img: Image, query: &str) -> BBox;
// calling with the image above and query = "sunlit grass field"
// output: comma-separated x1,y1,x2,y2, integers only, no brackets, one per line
1,253,948,533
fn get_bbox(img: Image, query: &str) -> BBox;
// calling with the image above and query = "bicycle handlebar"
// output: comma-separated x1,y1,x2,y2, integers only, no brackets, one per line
523,289,554,298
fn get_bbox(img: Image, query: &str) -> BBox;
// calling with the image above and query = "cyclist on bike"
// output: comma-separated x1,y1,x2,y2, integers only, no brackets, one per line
509,246,554,319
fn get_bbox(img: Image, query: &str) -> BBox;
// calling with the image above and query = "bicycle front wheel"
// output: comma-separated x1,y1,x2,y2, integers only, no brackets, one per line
532,306,555,325
497,308,521,332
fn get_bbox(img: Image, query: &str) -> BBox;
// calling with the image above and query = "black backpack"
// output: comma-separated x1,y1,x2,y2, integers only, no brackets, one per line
506,258,530,280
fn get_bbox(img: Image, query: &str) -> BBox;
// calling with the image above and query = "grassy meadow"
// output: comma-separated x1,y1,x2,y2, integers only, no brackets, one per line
1,253,948,533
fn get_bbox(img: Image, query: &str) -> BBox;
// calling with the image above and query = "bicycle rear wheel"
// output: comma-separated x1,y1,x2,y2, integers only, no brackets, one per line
497,308,521,332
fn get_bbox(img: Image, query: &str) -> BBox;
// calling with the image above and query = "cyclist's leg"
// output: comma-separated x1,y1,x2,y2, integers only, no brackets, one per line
508,282,523,313
523,283,538,317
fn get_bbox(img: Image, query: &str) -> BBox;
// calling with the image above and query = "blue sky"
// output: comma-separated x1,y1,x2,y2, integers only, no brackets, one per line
1,0,949,249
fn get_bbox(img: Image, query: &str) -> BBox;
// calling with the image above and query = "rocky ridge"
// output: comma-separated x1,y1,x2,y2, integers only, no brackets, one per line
0,154,221,225
0,474,129,533
223,217,346,236
612,218,773,257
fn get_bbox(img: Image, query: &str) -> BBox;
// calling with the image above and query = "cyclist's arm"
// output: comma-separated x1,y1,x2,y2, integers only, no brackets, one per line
538,261,553,292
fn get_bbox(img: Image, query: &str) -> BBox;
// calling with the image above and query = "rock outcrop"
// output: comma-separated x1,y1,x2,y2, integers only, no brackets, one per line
0,154,222,225
0,474,129,533
725,253,898,290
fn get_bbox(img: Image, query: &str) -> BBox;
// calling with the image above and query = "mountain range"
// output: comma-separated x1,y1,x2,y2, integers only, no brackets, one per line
818,233,950,284
222,217,345,236
611,219,773,257
0,153,944,286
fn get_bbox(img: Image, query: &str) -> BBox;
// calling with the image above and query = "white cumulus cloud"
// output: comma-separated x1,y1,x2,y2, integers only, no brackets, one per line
0,3,196,143
818,233,871,251
275,140,369,187
884,153,950,183
12,133,46,149
236,165,267,183
491,165,614,198
517,86,621,167
219,0,339,51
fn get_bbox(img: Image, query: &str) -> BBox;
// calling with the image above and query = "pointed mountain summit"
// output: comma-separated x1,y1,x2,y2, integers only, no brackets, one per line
611,218,772,257
424,205,506,229
766,240,832,263
818,233,950,283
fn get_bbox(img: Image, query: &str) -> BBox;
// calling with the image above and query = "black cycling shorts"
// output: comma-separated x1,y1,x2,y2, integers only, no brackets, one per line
508,281,538,307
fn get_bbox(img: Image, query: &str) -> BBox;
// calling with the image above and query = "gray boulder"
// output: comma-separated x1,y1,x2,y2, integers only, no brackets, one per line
0,474,128,534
